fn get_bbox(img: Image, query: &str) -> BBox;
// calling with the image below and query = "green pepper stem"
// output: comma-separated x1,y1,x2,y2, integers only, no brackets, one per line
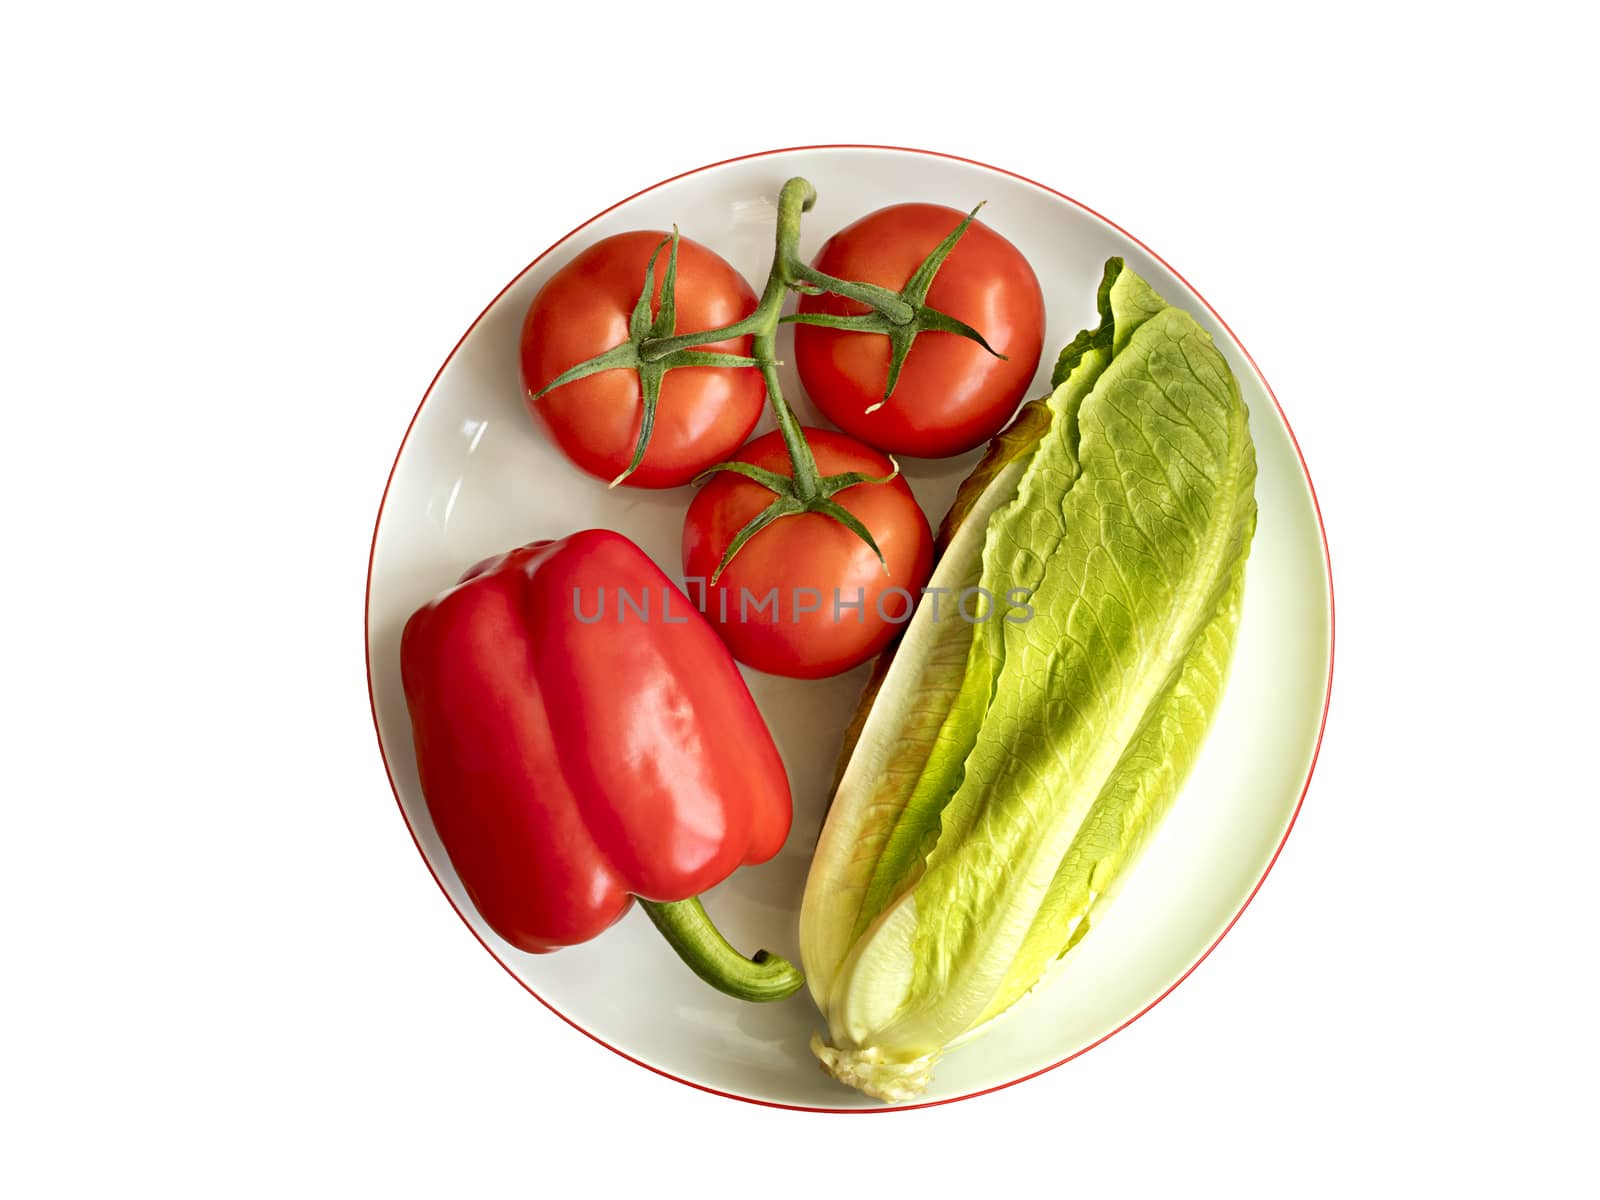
637,896,804,1003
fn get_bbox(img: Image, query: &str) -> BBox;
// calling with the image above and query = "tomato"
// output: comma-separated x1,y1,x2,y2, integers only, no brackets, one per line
794,204,1045,458
520,231,765,489
681,428,934,679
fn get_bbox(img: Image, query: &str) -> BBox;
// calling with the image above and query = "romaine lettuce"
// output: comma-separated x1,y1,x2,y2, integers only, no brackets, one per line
799,260,1259,1101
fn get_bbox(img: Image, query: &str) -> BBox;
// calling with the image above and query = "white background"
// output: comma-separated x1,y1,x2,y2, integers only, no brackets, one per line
5,2,1594,1195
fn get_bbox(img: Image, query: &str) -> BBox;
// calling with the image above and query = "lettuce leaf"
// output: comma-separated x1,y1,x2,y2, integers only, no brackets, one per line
801,260,1258,1101
798,407,1045,1012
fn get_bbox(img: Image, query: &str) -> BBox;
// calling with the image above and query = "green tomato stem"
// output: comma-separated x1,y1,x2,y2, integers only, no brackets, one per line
637,896,804,1003
788,261,915,324
639,177,826,499
634,177,955,576
637,178,811,359
752,178,824,498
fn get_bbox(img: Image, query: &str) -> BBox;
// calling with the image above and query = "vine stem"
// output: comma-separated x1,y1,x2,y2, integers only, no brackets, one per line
637,177,828,499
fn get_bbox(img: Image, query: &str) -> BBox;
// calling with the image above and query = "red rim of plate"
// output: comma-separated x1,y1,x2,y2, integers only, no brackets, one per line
364,144,1336,1114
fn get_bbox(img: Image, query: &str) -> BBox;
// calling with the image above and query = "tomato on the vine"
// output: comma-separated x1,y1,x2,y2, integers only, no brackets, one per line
794,204,1045,458
520,231,765,489
682,429,933,680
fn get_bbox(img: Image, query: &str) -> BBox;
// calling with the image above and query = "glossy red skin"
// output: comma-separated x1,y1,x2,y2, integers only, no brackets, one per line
682,429,934,679
520,231,765,488
399,529,792,953
794,204,1045,458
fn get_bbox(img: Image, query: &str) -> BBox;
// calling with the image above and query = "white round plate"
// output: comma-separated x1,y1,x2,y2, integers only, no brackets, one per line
366,146,1333,1111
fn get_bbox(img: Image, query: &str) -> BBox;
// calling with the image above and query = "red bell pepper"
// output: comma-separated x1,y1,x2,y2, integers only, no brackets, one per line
400,528,801,1000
